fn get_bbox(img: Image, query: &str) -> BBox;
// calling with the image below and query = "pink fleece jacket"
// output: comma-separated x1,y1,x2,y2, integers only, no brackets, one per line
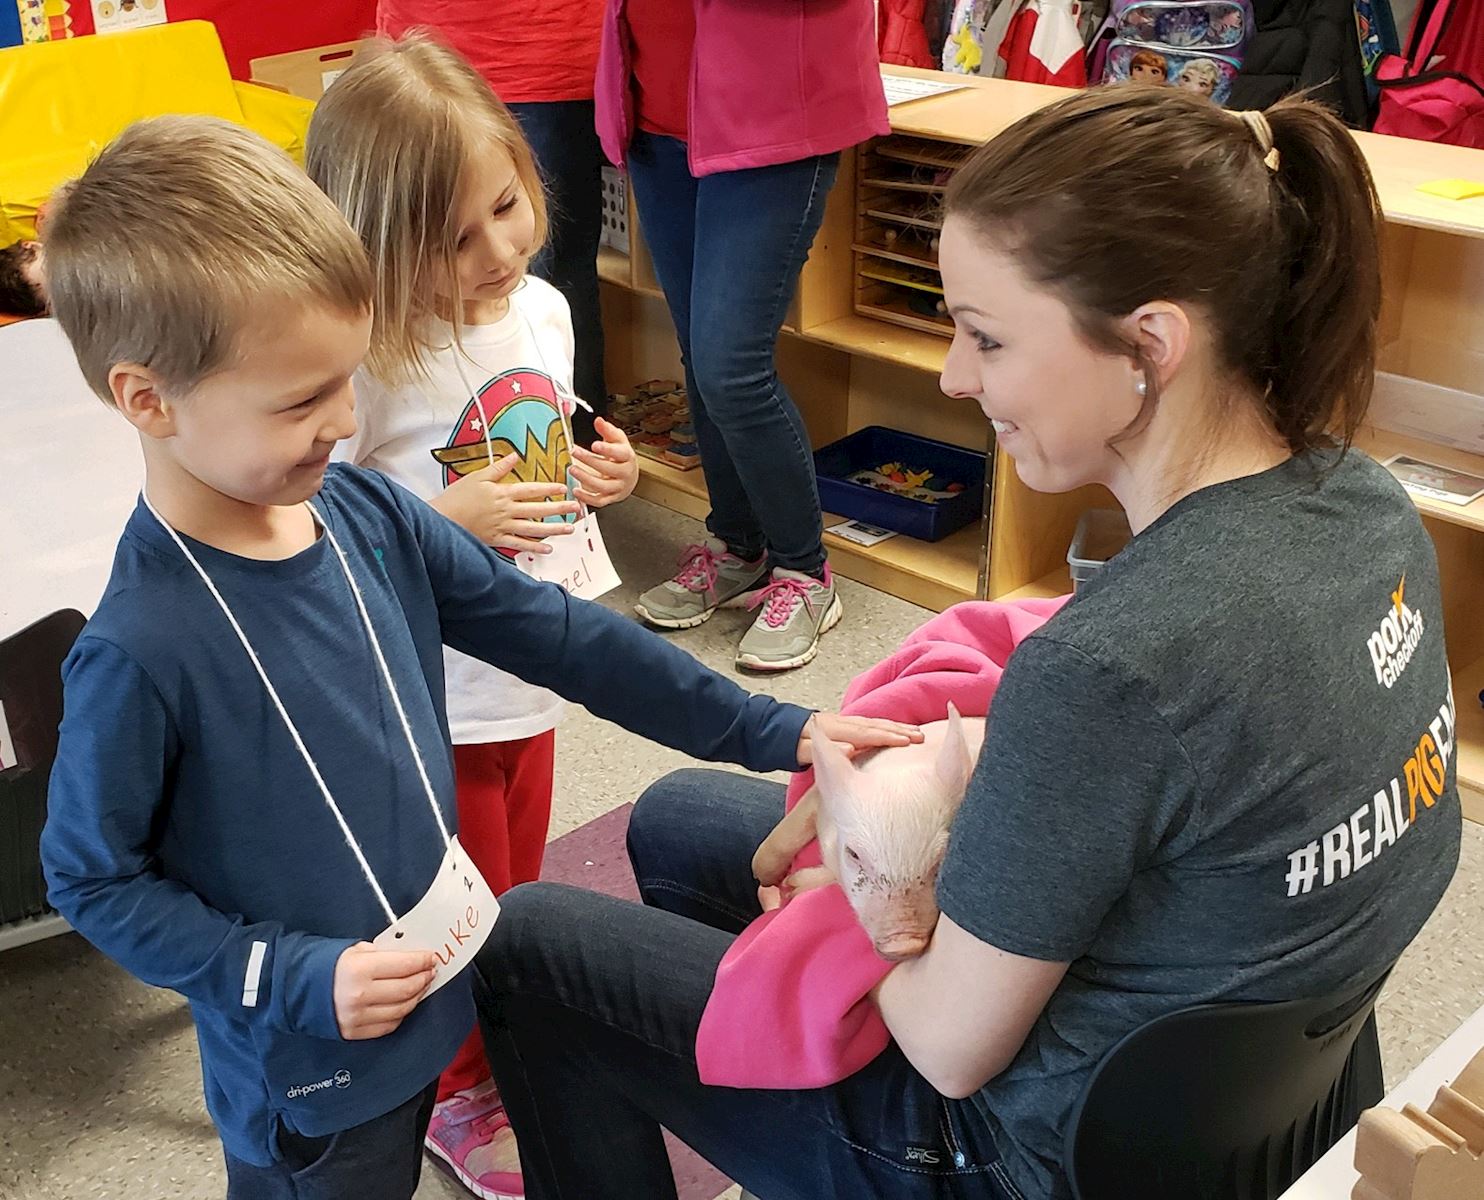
696,597,1070,1089
595,0,891,177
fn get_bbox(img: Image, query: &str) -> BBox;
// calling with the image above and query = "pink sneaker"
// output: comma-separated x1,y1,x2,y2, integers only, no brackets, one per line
424,1081,525,1200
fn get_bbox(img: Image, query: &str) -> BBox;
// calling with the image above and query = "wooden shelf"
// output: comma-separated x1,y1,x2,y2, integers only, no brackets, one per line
633,454,709,521
999,565,1072,602
823,517,981,610
631,455,980,609
878,67,1484,242
597,246,629,288
1356,427,1484,534
796,314,948,373
1457,657,1484,824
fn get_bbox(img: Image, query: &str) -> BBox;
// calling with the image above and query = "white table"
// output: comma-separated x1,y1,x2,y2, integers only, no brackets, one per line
0,319,142,950
0,319,143,640
1278,1003,1484,1198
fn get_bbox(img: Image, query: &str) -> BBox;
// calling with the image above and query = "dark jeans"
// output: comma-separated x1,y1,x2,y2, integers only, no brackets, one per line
473,769,1014,1200
509,99,608,443
223,1082,438,1200
626,133,837,575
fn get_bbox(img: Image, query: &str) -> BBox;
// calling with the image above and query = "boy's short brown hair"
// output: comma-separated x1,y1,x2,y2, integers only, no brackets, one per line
46,115,374,403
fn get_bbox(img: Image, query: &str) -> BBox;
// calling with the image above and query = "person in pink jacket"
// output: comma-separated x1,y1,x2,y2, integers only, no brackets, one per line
610,0,891,673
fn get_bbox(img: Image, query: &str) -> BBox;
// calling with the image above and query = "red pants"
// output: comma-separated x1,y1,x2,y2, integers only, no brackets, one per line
438,731,556,1100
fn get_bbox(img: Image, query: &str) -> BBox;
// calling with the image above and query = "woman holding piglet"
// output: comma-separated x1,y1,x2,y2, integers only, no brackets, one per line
471,88,1460,1200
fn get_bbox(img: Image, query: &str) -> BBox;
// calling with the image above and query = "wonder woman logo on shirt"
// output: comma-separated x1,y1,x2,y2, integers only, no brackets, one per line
428,367,574,524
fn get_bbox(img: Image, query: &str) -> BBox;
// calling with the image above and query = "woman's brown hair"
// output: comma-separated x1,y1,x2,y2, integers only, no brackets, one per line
944,88,1382,453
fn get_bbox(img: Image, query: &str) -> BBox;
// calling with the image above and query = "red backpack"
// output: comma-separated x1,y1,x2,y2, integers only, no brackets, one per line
1374,0,1484,148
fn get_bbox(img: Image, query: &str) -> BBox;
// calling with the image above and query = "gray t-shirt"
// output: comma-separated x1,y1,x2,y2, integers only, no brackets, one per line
938,448,1462,1200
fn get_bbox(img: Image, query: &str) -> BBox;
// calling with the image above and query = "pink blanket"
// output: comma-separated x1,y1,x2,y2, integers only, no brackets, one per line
696,597,1068,1089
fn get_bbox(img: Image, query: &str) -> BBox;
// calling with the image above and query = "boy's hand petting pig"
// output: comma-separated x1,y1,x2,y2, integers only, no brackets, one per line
569,417,639,507
333,942,439,1040
814,705,985,961
795,712,922,767
760,706,986,961
432,451,580,554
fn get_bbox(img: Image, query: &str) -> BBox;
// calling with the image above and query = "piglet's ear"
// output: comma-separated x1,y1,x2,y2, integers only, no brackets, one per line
936,702,974,797
810,723,857,812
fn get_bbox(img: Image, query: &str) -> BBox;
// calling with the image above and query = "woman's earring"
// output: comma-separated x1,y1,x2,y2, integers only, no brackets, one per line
1135,377,1148,398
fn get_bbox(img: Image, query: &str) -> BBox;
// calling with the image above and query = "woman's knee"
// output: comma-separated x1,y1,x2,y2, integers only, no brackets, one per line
627,768,726,873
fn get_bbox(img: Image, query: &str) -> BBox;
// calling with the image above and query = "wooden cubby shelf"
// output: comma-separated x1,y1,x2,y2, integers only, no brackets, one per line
1457,657,1484,824
601,66,1484,817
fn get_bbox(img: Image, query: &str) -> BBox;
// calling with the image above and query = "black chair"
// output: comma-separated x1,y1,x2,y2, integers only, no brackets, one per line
1064,970,1391,1200
0,609,86,927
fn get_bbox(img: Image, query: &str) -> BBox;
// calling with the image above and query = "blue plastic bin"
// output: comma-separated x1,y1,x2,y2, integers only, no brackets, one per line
815,426,986,543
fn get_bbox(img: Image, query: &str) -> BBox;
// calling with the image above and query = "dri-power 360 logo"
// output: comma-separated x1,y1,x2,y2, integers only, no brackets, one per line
286,1069,352,1100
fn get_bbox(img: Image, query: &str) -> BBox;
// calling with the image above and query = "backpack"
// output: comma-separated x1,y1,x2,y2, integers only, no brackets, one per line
1374,0,1484,148
1096,0,1254,107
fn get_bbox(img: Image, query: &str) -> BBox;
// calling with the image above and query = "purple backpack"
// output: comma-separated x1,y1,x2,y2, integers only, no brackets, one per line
1092,0,1254,108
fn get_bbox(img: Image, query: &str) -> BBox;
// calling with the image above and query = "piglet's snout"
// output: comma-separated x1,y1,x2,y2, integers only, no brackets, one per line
873,931,931,962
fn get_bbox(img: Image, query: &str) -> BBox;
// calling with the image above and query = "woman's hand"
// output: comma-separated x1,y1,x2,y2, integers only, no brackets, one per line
570,417,639,508
796,712,922,766
431,451,581,554
757,866,836,912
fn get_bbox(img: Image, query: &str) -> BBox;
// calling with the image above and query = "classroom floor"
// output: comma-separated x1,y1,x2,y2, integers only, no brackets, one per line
2,497,1482,1200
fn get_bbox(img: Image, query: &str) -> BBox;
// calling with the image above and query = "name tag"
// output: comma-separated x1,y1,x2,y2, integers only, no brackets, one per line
372,834,499,996
518,512,621,601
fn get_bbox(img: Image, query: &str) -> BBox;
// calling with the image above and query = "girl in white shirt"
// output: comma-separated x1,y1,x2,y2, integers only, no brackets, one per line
307,35,638,1200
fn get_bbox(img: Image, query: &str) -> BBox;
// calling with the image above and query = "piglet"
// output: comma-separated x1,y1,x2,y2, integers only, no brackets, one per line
753,704,986,962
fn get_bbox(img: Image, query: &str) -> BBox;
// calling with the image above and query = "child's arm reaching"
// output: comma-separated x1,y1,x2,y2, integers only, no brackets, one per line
431,451,582,555
383,476,916,773
41,640,430,1042
569,417,639,508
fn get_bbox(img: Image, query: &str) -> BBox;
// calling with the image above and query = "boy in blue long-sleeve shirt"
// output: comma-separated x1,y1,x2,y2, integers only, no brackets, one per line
38,116,915,1200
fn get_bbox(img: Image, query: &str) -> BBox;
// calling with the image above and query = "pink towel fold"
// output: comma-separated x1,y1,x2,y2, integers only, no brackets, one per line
696,597,1068,1089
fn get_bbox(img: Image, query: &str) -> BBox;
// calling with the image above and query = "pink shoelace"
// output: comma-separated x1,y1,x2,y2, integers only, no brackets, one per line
747,574,819,629
675,542,723,592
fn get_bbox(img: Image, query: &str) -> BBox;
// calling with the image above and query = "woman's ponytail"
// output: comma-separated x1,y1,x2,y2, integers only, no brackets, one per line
1262,97,1383,452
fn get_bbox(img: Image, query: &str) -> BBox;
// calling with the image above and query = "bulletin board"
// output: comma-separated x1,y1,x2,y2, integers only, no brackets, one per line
68,0,375,77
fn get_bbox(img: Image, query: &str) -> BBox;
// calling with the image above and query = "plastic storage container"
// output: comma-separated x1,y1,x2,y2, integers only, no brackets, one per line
1067,508,1132,588
814,426,986,543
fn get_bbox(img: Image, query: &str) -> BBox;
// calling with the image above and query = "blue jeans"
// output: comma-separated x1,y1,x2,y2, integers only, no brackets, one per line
472,770,1013,1200
223,1082,437,1199
626,133,837,575
509,100,608,437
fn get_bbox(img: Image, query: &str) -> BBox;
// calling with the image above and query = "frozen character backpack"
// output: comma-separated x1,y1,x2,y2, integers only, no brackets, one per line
1093,0,1253,107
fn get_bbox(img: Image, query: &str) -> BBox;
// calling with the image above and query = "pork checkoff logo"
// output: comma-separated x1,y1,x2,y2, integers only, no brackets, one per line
286,1069,352,1100
1367,575,1425,689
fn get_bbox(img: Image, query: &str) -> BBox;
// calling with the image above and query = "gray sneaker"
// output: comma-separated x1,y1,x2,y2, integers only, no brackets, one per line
634,537,769,630
735,566,843,672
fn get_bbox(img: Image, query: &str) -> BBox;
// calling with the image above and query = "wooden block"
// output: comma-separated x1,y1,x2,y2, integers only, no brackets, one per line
1450,1044,1484,1106
1352,1051,1484,1200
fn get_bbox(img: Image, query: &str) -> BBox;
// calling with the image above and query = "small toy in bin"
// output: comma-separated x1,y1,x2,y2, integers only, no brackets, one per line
815,427,986,543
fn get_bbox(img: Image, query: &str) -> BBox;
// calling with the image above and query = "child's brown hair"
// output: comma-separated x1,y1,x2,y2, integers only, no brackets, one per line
45,116,373,404
306,35,549,384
